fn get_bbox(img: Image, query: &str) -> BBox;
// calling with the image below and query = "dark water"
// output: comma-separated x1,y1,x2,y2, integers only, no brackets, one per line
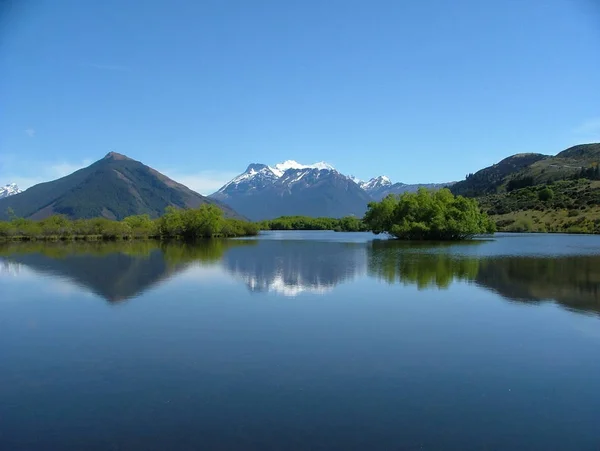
1,232,600,450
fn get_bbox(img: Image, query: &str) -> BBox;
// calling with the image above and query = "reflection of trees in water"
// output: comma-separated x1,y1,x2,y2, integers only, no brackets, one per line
368,240,481,289
3,238,600,316
475,256,600,315
223,240,367,295
0,240,254,302
369,252,479,289
367,240,600,316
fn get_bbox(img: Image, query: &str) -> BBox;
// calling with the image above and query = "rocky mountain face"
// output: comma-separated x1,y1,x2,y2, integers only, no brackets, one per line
211,161,373,221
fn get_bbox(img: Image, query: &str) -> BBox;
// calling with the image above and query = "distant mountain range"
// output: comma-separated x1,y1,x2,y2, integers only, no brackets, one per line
210,160,453,220
0,183,22,199
0,152,241,221
7,143,596,224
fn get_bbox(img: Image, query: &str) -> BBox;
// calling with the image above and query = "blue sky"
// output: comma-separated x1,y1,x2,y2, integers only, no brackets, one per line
1,0,599,193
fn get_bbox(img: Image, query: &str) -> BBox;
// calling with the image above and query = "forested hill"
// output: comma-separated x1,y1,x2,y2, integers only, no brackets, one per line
451,143,600,198
451,143,600,234
0,152,242,221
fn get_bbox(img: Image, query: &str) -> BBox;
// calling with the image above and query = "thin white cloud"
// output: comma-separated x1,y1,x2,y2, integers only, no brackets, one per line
24,128,35,137
85,63,131,72
161,169,239,195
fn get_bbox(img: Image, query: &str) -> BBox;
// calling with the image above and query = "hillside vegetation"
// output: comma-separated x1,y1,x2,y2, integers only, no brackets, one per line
451,143,600,233
452,144,600,198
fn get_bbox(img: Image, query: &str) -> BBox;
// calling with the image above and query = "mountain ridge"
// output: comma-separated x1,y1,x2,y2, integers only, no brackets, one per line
0,153,242,221
451,143,600,198
211,162,373,220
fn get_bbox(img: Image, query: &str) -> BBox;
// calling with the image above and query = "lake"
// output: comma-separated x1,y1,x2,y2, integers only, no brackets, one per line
1,231,600,450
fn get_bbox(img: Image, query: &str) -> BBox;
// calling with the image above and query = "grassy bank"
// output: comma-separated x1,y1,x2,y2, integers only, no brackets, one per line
490,207,600,233
479,179,600,234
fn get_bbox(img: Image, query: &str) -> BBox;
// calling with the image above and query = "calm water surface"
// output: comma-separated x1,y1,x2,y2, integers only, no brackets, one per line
1,232,600,450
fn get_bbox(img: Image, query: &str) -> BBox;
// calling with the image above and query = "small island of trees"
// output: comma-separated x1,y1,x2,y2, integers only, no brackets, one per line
363,188,495,240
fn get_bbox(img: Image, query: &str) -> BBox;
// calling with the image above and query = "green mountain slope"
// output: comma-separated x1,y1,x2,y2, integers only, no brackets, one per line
0,152,242,220
451,153,550,197
450,143,600,233
452,143,600,198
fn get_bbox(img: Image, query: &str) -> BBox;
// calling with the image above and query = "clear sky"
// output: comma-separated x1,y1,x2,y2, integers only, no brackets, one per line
1,0,599,194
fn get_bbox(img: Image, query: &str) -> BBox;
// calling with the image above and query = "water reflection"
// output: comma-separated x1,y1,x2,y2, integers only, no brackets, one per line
223,240,367,295
367,240,482,289
2,235,600,315
0,241,253,302
475,256,600,315
367,240,600,315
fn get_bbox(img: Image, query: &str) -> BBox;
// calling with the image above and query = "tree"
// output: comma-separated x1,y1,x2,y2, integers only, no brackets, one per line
538,187,554,202
6,207,17,222
363,188,495,240
363,195,397,234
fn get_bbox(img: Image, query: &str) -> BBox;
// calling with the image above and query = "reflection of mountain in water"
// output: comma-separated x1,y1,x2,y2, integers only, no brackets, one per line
0,241,247,302
2,236,600,315
223,240,368,295
367,240,600,316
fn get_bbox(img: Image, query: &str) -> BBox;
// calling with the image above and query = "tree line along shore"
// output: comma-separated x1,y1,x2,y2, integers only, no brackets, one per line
2,188,495,242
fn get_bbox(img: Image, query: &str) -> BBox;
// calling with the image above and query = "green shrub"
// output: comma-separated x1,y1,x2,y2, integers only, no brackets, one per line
363,188,495,240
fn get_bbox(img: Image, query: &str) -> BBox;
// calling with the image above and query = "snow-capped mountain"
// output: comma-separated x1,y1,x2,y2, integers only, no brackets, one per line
359,176,392,192
211,160,454,220
367,181,456,201
211,160,372,220
214,160,337,195
271,160,335,175
217,163,281,194
0,183,22,199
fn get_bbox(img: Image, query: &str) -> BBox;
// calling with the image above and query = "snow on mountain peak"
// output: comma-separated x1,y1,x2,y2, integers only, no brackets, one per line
271,160,335,177
0,183,22,198
360,176,392,191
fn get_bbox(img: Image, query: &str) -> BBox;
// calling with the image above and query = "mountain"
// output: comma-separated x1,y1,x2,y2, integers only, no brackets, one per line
448,143,600,233
359,175,392,192
211,160,373,220
451,143,600,198
212,160,454,220
0,152,242,221
363,179,456,201
451,153,550,197
0,183,22,199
